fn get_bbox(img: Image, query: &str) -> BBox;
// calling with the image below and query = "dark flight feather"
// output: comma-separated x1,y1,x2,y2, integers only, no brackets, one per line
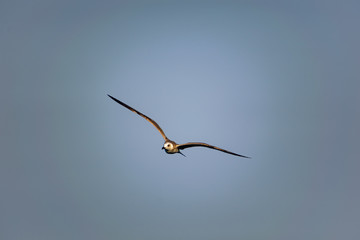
177,142,250,158
107,95,168,140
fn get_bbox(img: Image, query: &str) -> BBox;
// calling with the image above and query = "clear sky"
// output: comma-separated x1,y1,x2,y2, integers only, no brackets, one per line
1,1,359,239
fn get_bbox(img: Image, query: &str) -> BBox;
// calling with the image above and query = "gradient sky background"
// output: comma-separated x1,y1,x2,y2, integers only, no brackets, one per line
1,1,360,239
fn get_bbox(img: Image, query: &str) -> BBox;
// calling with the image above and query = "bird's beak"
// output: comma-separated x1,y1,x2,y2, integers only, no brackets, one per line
161,147,164,150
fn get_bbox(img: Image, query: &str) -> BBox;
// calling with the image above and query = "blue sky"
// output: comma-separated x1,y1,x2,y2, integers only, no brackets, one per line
1,1,359,239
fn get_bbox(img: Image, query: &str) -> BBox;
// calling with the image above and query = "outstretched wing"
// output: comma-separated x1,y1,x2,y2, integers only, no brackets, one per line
177,142,250,158
108,94,168,140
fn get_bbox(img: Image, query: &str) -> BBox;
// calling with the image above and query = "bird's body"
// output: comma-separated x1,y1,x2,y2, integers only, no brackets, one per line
162,140,178,154
108,94,250,158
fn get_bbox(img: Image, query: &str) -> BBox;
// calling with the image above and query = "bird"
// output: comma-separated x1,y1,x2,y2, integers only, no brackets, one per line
107,94,250,158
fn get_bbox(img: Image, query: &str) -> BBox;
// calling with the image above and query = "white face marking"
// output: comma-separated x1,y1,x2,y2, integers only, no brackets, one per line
164,142,173,150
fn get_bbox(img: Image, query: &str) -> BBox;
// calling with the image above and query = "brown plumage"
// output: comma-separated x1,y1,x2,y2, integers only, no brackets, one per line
108,94,250,158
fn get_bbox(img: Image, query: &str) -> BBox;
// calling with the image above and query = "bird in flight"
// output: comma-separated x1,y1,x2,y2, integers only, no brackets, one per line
108,94,250,158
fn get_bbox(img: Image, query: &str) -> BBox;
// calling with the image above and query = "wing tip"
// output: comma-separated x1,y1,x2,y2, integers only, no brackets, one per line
107,94,120,103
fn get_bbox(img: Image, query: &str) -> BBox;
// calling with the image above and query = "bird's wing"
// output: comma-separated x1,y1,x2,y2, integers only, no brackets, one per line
177,142,250,158
108,94,168,140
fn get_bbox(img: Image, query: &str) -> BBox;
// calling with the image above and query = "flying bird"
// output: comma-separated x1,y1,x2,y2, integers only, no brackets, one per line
108,94,250,158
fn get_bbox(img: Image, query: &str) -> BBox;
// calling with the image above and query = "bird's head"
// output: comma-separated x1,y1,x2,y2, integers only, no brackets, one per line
161,141,185,156
162,142,174,151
